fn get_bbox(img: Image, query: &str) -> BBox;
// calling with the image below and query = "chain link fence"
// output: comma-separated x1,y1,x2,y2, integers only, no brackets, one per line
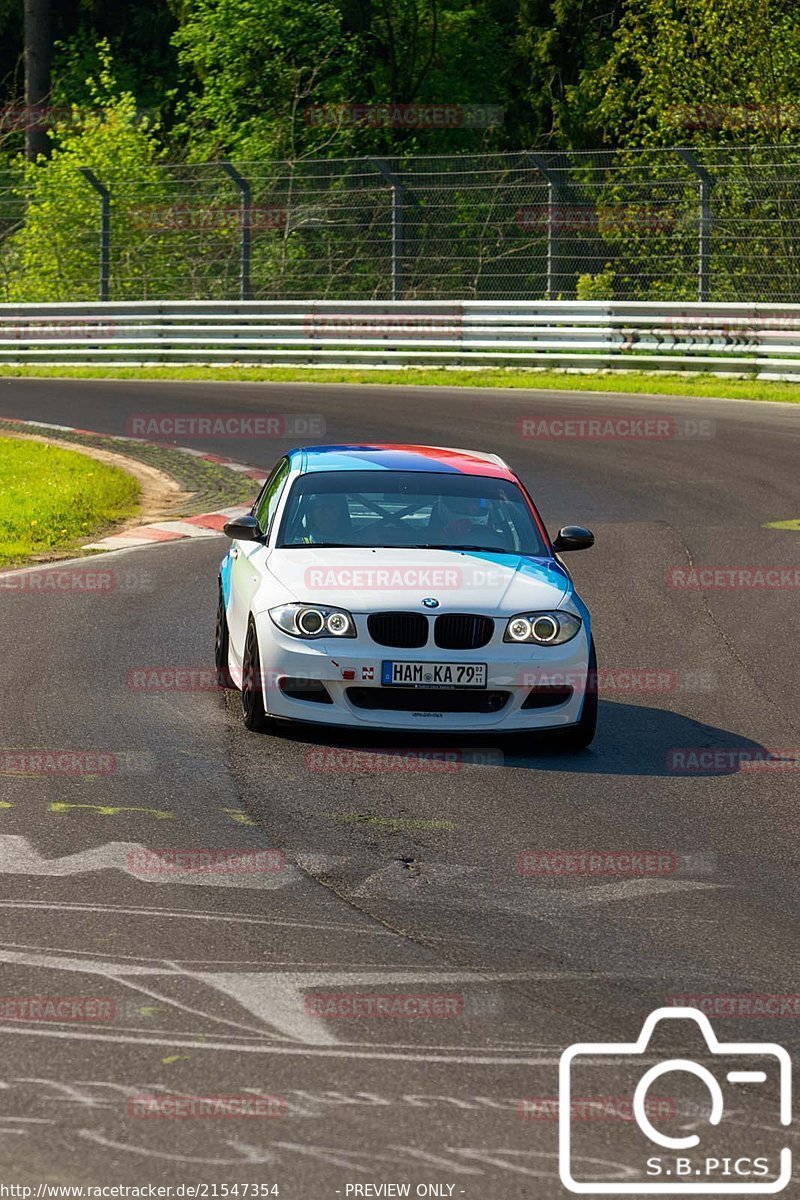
2,147,800,302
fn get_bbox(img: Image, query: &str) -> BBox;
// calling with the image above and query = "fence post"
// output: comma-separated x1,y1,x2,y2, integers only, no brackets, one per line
371,159,407,301
527,154,570,301
677,150,715,302
78,168,110,302
221,161,252,301
546,180,556,300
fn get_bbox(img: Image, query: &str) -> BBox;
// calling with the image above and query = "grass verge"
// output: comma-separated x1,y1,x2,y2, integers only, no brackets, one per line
0,437,140,567
0,419,259,513
2,365,800,403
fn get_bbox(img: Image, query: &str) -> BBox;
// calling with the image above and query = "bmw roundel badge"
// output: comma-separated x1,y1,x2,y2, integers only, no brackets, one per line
422,597,440,608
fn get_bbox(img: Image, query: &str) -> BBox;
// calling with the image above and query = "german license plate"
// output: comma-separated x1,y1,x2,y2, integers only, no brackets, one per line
381,660,487,689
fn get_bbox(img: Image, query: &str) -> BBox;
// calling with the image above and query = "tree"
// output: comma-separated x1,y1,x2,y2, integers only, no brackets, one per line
174,0,510,159
173,0,360,160
582,0,800,145
512,0,622,148
3,49,170,300
24,0,52,161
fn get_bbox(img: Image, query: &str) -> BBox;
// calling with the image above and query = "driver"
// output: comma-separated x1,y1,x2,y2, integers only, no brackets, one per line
433,495,487,542
304,493,352,544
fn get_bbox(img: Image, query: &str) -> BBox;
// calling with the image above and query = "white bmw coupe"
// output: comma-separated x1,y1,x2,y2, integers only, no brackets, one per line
216,443,597,749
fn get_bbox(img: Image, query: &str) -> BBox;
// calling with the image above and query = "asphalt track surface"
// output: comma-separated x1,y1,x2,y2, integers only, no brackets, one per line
0,378,798,1197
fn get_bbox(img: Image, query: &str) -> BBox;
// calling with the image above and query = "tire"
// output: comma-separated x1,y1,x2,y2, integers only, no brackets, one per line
214,582,234,689
241,618,271,732
556,637,598,752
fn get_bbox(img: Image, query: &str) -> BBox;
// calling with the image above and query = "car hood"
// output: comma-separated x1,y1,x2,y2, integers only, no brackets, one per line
264,547,570,612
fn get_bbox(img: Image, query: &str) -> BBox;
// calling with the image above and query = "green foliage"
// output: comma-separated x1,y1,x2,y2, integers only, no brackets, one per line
172,0,509,159
2,48,169,301
583,0,800,146
5,0,800,303
50,1,181,127
576,265,615,299
513,0,623,147
5,0,800,169
356,0,510,153
172,0,360,160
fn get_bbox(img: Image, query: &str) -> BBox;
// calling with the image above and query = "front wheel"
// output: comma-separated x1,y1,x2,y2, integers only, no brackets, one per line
215,583,234,689
241,619,272,732
556,637,598,752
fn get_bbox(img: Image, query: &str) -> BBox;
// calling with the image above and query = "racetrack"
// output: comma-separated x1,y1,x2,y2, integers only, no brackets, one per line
0,378,798,1194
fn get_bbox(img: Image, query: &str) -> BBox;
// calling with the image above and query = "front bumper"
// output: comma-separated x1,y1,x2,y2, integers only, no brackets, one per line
247,618,592,733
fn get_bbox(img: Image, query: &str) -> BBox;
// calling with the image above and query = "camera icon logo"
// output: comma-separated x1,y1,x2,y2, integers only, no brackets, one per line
559,1007,792,1194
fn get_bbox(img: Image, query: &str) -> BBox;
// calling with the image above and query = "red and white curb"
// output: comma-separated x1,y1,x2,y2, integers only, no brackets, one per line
0,416,266,552
81,506,253,550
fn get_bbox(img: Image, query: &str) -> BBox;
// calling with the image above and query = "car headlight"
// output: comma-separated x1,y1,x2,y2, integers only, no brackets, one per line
269,603,356,639
503,611,582,645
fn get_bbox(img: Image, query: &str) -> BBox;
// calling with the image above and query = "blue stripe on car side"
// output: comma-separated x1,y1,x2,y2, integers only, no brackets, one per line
220,552,233,608
458,551,570,588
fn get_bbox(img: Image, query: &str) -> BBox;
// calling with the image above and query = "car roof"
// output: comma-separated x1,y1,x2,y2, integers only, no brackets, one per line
289,443,514,479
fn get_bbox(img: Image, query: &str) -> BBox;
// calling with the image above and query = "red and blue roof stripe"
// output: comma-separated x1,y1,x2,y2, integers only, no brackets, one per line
293,444,514,479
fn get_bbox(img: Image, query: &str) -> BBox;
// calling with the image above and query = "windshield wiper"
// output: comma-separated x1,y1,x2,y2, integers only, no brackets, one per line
410,544,513,553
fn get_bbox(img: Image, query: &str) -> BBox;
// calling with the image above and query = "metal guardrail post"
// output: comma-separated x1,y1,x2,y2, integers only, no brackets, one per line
78,168,110,302
677,150,715,302
221,161,252,301
371,160,408,301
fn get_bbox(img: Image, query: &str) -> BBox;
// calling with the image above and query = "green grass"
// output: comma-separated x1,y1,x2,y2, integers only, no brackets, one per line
2,364,800,403
0,419,259,511
0,437,141,567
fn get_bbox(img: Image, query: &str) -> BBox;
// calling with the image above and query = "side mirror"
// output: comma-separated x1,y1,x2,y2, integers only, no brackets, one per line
223,514,264,542
553,525,595,552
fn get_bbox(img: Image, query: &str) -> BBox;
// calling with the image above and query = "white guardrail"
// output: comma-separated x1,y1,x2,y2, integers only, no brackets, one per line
1,300,800,377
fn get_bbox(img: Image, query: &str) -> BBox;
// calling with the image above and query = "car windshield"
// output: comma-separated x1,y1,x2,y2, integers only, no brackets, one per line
276,470,547,555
